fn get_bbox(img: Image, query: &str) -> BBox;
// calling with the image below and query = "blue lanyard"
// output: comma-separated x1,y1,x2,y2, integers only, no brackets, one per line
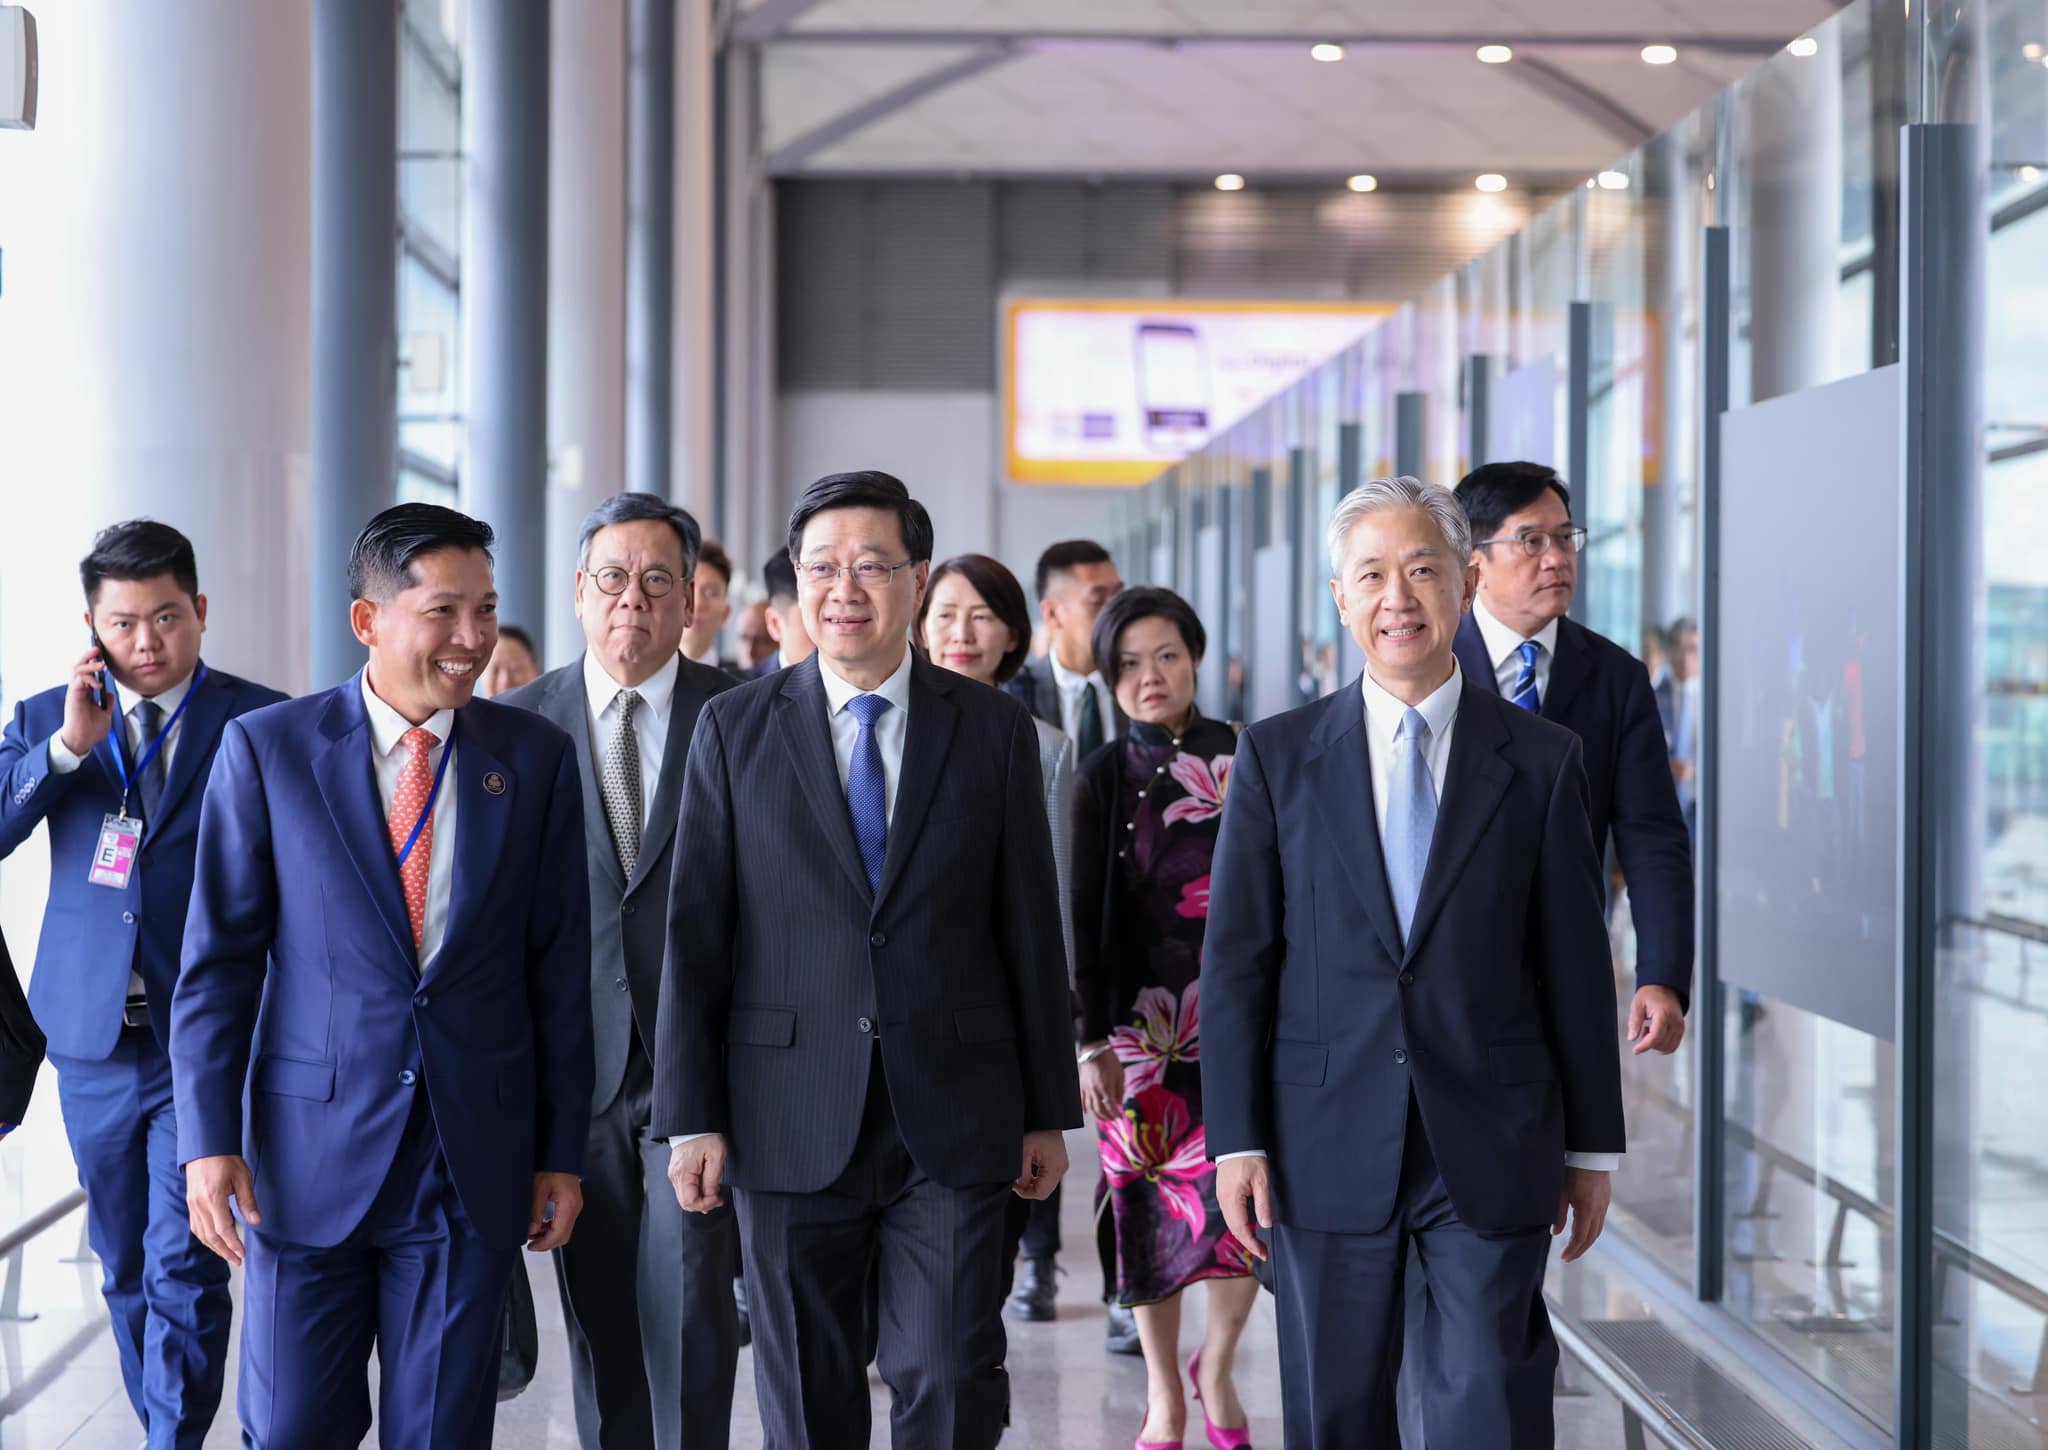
107,663,209,814
394,716,455,870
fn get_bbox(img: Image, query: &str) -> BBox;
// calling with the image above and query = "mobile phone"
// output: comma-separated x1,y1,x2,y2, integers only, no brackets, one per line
88,628,105,708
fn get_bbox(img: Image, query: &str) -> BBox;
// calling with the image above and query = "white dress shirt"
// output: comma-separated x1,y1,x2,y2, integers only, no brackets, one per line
361,673,458,968
1049,653,1117,746
47,666,198,782
1221,661,1618,1173
1472,595,1560,703
817,648,913,827
582,650,679,828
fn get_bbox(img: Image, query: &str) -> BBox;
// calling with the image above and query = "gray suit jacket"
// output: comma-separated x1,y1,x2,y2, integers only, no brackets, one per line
1032,717,1077,982
501,655,738,1112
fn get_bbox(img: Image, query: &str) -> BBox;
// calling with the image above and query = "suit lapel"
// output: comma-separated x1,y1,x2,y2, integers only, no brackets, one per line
1304,683,1404,967
544,663,625,893
629,673,707,894
775,657,872,901
146,667,231,828
1542,618,1591,721
436,710,510,975
873,656,959,911
1402,678,1513,963
312,681,417,969
1452,614,1498,699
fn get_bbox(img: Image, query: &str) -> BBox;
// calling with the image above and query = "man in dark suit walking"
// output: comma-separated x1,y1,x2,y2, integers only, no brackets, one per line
1005,540,1126,759
174,504,593,1449
1203,476,1624,1448
503,492,741,1449
0,520,286,1448
653,470,1080,1450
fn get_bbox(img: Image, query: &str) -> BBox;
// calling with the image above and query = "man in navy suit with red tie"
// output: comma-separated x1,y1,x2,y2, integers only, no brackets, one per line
173,504,593,1449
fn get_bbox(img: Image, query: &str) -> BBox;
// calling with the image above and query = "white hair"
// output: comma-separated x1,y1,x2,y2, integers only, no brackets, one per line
1324,475,1472,574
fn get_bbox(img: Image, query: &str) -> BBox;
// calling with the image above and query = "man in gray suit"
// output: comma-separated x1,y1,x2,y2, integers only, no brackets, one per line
503,492,740,1450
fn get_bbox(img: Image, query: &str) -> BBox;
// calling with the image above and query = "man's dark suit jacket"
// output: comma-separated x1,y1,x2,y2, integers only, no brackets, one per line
0,928,44,1125
1003,655,1128,741
1202,674,1625,1235
650,652,1082,1192
502,656,736,1112
1453,614,1694,1007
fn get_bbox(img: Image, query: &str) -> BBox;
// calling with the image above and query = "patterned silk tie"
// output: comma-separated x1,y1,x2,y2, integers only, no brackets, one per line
389,726,440,952
132,699,167,823
601,690,644,879
845,694,891,895
1511,639,1542,713
1074,682,1104,760
1385,707,1439,947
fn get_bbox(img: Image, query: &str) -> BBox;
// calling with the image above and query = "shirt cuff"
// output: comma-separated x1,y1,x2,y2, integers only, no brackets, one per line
667,1133,714,1148
1564,1152,1621,1171
1215,1150,1267,1162
47,733,82,774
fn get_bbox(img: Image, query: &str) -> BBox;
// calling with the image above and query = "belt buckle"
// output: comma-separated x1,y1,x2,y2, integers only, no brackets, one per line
122,999,151,1030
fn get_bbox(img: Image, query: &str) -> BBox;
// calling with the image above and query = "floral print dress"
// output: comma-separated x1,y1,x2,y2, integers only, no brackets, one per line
1092,716,1253,1305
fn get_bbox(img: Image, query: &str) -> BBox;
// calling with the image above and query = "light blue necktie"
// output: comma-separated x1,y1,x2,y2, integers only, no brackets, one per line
1385,707,1439,946
845,694,891,895
1510,639,1542,713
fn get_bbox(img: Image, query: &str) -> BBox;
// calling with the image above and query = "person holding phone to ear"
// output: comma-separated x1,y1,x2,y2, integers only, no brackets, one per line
0,520,287,1450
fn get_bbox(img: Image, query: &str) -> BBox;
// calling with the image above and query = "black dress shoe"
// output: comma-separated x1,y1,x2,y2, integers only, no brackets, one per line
734,1276,751,1348
1104,1302,1141,1355
1005,1255,1060,1322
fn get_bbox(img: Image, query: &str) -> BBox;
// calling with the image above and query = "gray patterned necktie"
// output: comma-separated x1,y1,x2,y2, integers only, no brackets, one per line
601,689,644,878
1385,707,1439,946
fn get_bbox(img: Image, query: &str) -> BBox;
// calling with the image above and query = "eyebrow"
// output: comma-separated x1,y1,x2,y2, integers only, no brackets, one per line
421,590,498,603
100,599,187,620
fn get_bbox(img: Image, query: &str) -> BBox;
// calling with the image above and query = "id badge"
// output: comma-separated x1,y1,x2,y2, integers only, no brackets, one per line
90,814,144,889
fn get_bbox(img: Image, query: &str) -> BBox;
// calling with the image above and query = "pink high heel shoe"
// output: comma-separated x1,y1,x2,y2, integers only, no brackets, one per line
1188,1351,1253,1450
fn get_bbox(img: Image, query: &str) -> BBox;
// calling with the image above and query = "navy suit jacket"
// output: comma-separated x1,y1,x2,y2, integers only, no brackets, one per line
1201,674,1625,1235
171,676,594,1249
0,666,288,1059
649,653,1082,1192
1453,614,1694,1006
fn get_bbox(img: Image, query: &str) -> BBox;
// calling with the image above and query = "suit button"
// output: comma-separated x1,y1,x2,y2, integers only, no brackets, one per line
1399,973,1414,986
122,911,136,924
413,994,429,1009
869,932,887,948
857,1016,874,1034
622,904,636,918
1393,1049,1408,1065
397,1069,418,1086
614,977,629,991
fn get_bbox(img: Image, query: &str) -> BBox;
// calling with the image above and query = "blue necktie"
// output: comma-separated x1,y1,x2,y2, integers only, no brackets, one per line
133,699,167,823
1385,707,1439,946
845,694,891,896
1510,639,1542,713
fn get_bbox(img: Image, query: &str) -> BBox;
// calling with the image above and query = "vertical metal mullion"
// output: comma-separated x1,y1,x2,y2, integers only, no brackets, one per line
1465,353,1494,470
1394,392,1426,480
1565,301,1592,625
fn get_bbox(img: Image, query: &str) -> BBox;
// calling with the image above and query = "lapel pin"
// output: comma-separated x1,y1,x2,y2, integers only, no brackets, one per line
482,771,507,796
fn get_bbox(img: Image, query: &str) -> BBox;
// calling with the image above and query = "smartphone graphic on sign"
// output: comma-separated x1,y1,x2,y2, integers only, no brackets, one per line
1136,322,1211,453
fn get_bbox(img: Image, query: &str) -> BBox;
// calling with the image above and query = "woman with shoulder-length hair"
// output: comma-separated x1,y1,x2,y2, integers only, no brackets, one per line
1072,586,1257,1450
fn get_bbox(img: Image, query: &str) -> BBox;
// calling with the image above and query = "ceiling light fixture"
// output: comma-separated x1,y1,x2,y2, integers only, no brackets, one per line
1347,173,1379,192
1476,44,1514,64
1641,44,1678,65
1475,173,1508,193
1310,42,1345,63
1787,36,1819,58
1214,173,1246,192
1596,170,1631,190
2026,42,2046,61
2023,165,2043,183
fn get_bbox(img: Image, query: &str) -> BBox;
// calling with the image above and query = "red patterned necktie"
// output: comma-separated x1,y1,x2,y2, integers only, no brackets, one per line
389,726,440,951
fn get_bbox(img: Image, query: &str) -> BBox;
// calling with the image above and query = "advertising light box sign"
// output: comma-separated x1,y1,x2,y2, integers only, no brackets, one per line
1004,300,1392,486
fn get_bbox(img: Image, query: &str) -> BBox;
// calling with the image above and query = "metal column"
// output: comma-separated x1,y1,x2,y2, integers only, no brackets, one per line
1394,393,1426,480
626,0,675,498
1464,353,1494,472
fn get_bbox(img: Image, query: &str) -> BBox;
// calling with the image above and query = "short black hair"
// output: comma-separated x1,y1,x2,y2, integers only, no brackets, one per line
785,470,934,566
1034,539,1114,601
348,503,496,602
761,551,798,606
80,520,200,605
696,541,733,586
497,624,537,659
578,492,702,577
1454,462,1573,547
916,554,1034,685
1092,586,1207,689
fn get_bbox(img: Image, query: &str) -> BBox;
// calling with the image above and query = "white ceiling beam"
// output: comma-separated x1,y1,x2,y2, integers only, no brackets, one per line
733,0,828,43
1501,56,1656,148
754,30,1800,56
764,44,1017,173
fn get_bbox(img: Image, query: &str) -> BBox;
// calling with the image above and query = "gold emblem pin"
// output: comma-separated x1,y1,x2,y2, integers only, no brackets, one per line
482,771,507,796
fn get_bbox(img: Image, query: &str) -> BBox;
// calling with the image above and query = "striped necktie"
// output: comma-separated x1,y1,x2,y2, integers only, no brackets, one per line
1510,639,1542,713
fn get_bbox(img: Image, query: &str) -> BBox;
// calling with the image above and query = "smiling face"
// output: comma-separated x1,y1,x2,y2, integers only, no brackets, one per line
1472,488,1577,637
351,546,499,722
921,571,1015,688
86,575,208,696
575,519,695,687
1330,505,1475,704
796,506,927,686
1111,614,1198,728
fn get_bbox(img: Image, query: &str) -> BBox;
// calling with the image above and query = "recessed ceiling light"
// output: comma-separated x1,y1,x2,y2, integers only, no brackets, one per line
1475,173,1508,193
1596,170,1631,190
1787,36,1819,58
2023,165,2043,183
1641,44,1678,65
2026,42,2046,61
1214,173,1246,192
1476,44,1514,64
1347,174,1379,193
1310,42,1345,63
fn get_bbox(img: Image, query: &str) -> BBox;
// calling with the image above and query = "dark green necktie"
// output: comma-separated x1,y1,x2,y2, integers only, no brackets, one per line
1075,682,1104,759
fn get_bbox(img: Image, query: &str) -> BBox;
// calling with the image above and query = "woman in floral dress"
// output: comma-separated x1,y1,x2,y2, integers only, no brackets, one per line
1073,587,1258,1450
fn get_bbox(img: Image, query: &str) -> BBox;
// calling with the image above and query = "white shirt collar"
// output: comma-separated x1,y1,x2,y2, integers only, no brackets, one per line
1360,661,1463,753
819,648,914,718
582,649,680,721
1472,594,1561,670
1048,651,1102,694
360,670,456,760
687,645,721,668
126,666,198,718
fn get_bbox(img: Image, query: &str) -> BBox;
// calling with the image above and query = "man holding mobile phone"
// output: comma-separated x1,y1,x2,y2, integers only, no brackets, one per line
0,520,287,1450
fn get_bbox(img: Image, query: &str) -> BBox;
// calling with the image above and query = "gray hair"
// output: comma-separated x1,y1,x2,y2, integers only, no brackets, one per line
1325,476,1472,574
578,492,703,577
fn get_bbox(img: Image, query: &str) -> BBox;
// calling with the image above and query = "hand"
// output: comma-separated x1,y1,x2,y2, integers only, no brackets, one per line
1552,1167,1611,1262
186,1154,261,1266
1013,1129,1069,1200
1078,1046,1125,1122
528,1172,583,1251
1672,760,1695,785
1628,985,1685,1055
1217,1156,1273,1263
60,645,115,759
668,1135,728,1213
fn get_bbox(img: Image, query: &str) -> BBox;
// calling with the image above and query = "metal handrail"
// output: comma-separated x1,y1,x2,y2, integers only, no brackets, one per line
1548,1295,1718,1449
0,1189,87,1322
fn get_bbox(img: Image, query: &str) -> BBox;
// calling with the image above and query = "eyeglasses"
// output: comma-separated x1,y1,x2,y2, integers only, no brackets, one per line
799,559,917,588
591,566,683,598
1474,527,1588,559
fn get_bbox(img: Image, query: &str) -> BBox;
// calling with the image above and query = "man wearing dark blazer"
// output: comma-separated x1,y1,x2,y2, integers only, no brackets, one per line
0,520,285,1449
1203,477,1624,1448
503,492,741,1450
0,927,42,1134
1451,461,1693,1048
174,504,593,1449
653,471,1080,1450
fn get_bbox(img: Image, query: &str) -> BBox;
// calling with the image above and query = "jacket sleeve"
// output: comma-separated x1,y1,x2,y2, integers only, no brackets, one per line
0,927,45,1127
0,699,80,861
999,709,1084,1134
1199,726,1286,1160
526,737,595,1175
1609,661,1696,1009
1043,732,1078,986
1069,754,1114,1044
